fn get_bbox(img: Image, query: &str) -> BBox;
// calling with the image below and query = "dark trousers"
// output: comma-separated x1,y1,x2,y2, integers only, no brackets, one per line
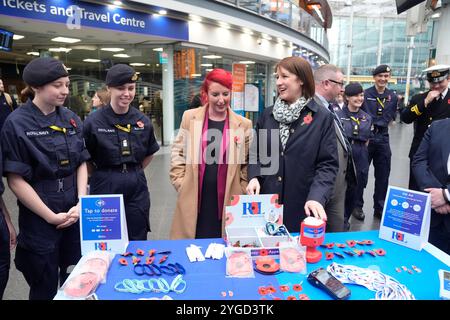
366,140,391,213
408,159,420,191
15,222,80,300
346,143,369,220
0,212,10,300
90,167,150,240
429,223,450,255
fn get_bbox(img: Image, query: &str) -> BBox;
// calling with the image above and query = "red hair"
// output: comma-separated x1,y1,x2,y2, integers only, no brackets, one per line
200,68,233,105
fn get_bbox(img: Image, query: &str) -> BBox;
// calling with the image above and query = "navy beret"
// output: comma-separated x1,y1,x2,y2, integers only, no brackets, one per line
344,83,363,97
106,64,138,87
372,64,391,76
23,57,69,87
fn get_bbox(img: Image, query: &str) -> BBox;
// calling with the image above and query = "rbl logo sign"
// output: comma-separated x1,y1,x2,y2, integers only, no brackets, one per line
95,242,108,251
392,231,405,242
242,202,262,215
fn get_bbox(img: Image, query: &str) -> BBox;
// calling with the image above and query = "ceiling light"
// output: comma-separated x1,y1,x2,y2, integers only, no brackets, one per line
83,59,101,63
113,53,130,58
27,51,40,56
49,47,72,52
130,63,146,66
51,37,81,43
152,48,163,52
203,55,222,59
201,63,213,67
113,1,122,5
239,61,255,64
191,74,202,77
242,28,253,35
219,22,230,29
13,34,24,40
261,33,272,40
101,48,124,52
72,45,97,51
205,68,213,72
189,14,202,22
431,12,441,19
158,9,167,15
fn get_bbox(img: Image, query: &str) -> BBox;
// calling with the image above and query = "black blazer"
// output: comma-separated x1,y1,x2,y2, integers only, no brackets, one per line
248,99,338,232
412,118,450,231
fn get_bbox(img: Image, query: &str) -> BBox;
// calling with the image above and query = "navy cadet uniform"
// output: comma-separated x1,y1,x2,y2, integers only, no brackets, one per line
83,64,159,241
0,57,89,300
337,83,373,227
401,65,450,191
361,65,398,218
0,145,10,300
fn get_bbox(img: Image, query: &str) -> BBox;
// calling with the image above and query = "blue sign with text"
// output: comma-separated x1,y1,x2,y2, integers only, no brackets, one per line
81,196,121,241
382,188,428,236
0,0,188,40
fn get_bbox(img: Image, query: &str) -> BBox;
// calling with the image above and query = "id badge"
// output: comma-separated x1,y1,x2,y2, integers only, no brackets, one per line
377,107,383,116
121,139,131,156
352,124,359,136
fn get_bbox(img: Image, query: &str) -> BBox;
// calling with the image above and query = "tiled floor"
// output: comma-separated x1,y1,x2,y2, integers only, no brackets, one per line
2,120,413,299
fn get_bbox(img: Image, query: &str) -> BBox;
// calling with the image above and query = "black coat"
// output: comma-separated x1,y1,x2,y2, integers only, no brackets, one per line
248,99,338,232
412,118,450,233
401,90,450,158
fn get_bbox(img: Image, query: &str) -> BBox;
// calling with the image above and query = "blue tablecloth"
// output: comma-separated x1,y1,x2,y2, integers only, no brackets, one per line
95,230,449,300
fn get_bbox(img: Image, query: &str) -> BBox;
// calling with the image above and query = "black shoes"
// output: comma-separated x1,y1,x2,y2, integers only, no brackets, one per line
351,207,365,221
374,210,383,219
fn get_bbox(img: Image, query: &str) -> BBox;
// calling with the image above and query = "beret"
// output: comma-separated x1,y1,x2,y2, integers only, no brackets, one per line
372,64,391,76
23,57,69,87
106,64,138,87
344,83,364,97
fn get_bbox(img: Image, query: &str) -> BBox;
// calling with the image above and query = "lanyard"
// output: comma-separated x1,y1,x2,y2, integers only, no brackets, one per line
350,116,360,125
49,125,66,134
115,124,131,133
376,97,385,109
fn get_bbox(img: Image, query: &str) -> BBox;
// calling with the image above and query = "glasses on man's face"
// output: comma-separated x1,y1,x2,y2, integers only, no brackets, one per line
327,79,344,87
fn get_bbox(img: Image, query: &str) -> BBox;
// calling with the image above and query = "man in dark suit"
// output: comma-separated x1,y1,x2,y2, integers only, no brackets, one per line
314,64,357,232
412,118,450,254
401,65,450,191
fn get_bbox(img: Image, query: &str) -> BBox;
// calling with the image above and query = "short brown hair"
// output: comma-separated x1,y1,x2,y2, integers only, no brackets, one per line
275,56,315,99
96,86,110,106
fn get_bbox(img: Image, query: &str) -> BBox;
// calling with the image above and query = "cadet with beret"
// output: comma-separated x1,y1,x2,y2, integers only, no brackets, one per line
1,57,89,300
83,64,159,240
357,65,397,220
337,83,373,230
401,65,450,191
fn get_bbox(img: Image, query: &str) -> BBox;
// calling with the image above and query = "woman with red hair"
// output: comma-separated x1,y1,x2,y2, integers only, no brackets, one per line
169,69,253,239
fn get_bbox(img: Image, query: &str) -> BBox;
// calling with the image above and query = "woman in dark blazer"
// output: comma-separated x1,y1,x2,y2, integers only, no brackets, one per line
247,56,339,233
412,118,450,254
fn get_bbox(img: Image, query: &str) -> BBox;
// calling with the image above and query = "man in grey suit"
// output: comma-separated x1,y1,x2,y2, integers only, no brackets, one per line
314,65,357,232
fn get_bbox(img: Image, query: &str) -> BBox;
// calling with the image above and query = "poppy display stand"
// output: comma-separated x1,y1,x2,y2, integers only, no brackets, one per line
300,217,326,263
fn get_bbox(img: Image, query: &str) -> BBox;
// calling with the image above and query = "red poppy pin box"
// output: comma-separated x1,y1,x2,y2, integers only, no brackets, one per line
224,194,293,248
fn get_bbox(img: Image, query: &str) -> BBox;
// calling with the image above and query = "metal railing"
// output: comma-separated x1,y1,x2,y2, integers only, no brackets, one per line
215,0,328,49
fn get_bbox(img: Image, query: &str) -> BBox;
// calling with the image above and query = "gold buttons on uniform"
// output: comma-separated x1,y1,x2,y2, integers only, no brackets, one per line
277,176,282,182
281,151,284,157
290,128,295,134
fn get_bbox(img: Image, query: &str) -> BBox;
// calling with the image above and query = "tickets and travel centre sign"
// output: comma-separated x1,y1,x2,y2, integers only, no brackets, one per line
0,0,188,40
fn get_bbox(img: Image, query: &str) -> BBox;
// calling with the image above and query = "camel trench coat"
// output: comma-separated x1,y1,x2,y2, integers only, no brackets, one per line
169,106,253,239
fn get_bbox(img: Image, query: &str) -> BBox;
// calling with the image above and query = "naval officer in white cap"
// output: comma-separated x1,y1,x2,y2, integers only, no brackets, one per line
401,64,450,191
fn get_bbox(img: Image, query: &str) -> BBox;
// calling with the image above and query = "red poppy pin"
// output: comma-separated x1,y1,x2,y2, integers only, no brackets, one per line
448,98,450,104
234,136,241,144
70,118,77,128
137,121,144,128
302,112,313,126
